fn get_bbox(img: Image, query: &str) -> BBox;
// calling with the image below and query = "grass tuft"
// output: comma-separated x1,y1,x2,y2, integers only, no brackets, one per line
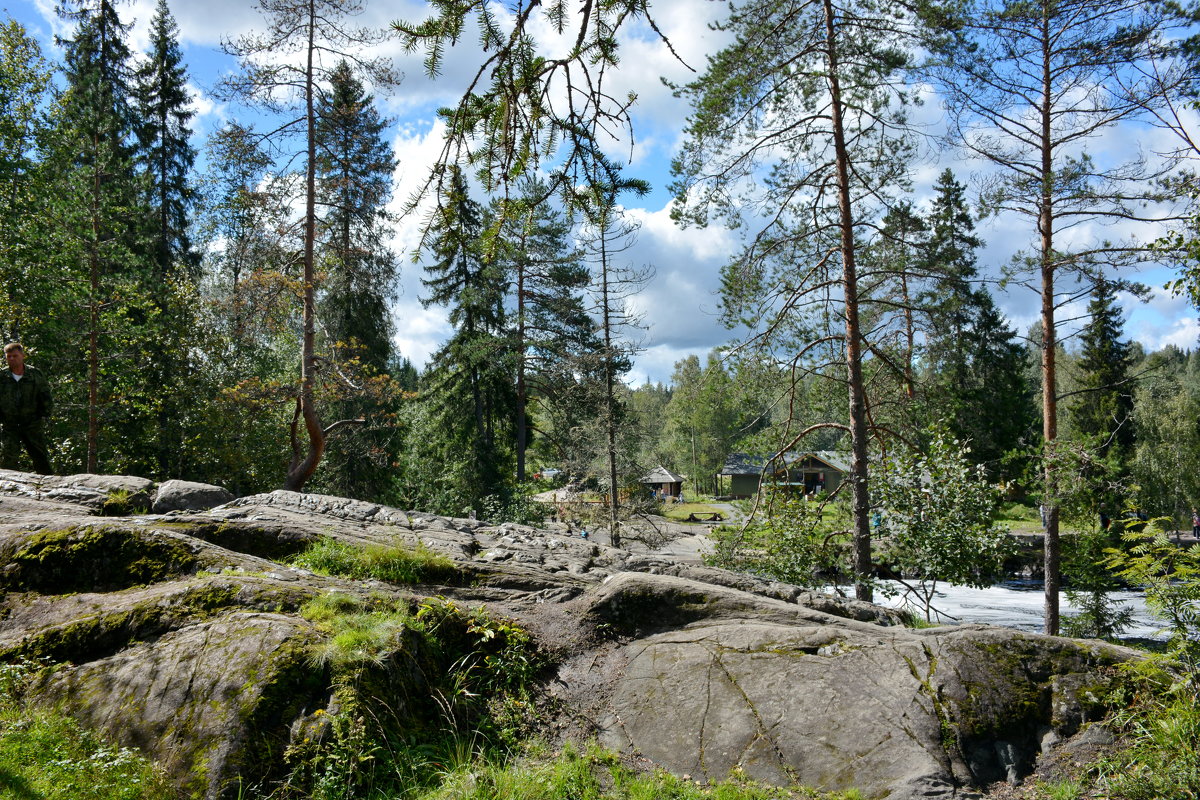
290,537,460,585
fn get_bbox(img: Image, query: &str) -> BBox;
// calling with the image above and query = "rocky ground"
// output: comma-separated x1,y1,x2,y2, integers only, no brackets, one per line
0,470,1139,800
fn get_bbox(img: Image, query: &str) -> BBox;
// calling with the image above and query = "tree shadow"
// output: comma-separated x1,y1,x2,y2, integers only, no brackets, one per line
0,767,41,799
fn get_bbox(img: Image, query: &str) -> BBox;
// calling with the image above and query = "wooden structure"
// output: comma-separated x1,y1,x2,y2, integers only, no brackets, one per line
717,451,849,499
639,465,686,500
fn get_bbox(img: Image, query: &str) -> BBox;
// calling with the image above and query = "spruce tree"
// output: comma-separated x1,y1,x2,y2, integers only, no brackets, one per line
922,169,1033,476
1074,277,1135,467
488,177,593,482
316,60,398,368
51,0,148,473
312,60,401,502
414,168,514,513
129,0,200,478
133,0,196,279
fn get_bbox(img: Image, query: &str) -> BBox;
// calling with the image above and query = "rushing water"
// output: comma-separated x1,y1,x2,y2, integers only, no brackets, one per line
857,581,1164,639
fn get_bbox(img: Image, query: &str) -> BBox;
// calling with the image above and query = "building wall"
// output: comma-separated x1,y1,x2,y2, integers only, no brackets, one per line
730,474,759,498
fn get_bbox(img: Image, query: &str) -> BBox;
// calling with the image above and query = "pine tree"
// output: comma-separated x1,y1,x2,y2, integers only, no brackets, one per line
928,0,1183,634
671,0,920,600
221,0,398,491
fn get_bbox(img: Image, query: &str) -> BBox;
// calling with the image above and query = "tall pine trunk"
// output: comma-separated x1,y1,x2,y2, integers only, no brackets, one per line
1038,3,1060,634
824,0,873,602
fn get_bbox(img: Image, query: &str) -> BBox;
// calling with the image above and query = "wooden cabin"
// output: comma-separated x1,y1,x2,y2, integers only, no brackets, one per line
717,451,849,499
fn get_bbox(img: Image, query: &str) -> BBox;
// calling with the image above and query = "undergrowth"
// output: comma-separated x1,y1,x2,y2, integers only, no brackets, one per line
266,594,544,799
411,741,865,800
1094,659,1200,799
290,537,460,585
0,659,173,800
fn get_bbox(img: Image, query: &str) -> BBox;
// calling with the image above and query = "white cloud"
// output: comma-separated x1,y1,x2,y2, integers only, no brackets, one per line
1128,289,1199,352
390,300,450,367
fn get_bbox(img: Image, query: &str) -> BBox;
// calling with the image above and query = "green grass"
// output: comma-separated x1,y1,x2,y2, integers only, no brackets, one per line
659,502,724,522
996,502,1043,535
1034,778,1084,800
300,591,417,668
409,741,864,800
0,661,173,800
290,537,461,585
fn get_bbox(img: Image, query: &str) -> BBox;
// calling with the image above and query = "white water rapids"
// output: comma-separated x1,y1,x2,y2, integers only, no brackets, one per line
860,581,1164,638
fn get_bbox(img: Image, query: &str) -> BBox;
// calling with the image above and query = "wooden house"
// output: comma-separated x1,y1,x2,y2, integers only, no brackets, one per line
717,451,849,499
639,465,686,499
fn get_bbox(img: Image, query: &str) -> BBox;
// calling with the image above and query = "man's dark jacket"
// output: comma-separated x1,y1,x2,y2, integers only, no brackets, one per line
0,365,53,425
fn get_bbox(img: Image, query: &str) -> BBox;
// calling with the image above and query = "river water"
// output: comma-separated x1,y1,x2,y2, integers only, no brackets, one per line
859,581,1164,639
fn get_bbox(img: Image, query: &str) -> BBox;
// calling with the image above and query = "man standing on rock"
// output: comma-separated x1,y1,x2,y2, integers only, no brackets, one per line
0,342,53,474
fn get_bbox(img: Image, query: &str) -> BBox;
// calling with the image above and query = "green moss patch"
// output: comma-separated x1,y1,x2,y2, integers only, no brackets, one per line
0,578,313,665
5,527,199,594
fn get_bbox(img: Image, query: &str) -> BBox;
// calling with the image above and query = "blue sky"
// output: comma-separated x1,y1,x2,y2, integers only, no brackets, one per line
5,0,1198,384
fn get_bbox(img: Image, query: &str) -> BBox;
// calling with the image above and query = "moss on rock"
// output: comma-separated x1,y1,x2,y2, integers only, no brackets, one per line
4,527,200,594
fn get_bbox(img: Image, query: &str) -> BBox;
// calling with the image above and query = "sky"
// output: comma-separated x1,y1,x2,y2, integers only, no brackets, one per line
5,0,1199,385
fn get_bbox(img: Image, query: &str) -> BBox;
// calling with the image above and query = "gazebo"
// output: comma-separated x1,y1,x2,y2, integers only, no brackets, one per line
639,465,686,500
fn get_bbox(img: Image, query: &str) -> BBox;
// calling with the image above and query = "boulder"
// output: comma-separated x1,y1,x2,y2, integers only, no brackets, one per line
0,470,155,514
0,473,1139,800
152,479,235,513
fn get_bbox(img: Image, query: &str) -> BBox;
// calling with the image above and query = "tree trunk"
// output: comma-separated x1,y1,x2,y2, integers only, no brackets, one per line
1039,1,1060,636
600,216,621,548
515,216,530,482
87,144,100,475
824,0,873,602
284,0,325,492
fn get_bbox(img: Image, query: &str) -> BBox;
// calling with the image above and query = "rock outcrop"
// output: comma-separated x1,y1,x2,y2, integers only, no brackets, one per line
0,470,1135,800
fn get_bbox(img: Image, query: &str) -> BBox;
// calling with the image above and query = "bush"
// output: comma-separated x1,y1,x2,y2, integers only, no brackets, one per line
706,491,850,591
1098,661,1200,799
